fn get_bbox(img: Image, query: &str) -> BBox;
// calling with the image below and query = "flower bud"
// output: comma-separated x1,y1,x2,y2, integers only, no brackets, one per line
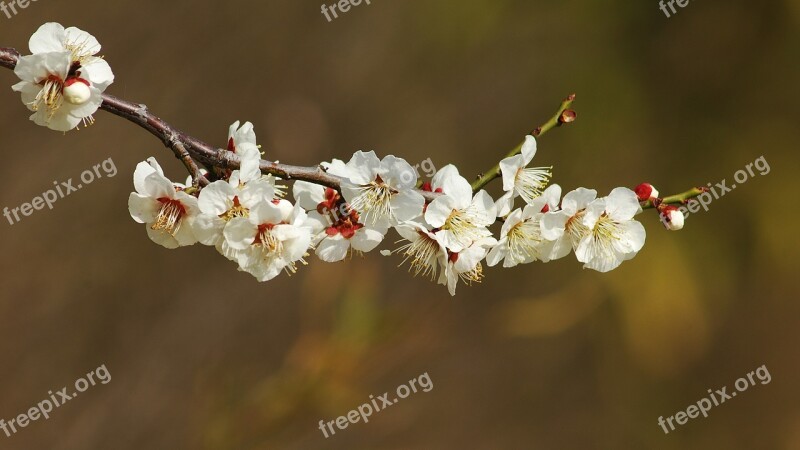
634,183,660,202
63,78,92,105
660,207,685,231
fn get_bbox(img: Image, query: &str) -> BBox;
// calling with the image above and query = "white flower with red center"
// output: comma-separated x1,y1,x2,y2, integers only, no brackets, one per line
226,120,262,183
495,135,553,217
192,123,276,249
424,165,496,252
444,236,497,296
224,200,313,281
128,158,200,249
544,187,646,272
540,187,600,260
392,222,449,283
12,23,114,131
339,151,425,230
293,180,385,262
192,172,276,249
486,184,563,268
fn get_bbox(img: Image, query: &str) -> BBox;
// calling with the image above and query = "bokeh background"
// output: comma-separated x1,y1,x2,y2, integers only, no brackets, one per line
1,0,799,448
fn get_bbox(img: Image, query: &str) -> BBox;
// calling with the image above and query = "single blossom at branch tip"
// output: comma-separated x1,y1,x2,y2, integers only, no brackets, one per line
495,135,553,217
11,22,114,131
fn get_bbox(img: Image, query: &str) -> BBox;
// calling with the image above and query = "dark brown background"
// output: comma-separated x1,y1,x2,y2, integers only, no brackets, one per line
1,0,798,448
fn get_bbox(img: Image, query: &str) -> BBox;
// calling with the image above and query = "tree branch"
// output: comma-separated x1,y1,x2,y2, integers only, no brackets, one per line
471,94,577,192
641,187,707,210
1,46,439,202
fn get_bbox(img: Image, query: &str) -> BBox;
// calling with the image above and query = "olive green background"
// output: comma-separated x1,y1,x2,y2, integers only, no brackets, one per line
1,0,799,448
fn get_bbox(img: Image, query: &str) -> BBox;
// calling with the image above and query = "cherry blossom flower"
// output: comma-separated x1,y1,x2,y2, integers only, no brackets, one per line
393,222,449,283
128,158,199,249
444,236,497,296
224,200,314,281
495,135,552,217
424,165,496,252
293,179,385,262
487,184,563,268
12,23,113,131
543,187,646,272
340,151,425,230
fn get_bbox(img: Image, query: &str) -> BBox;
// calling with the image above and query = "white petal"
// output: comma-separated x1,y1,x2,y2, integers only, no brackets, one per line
380,155,417,189
540,212,569,241
605,187,642,221
292,181,326,211
128,193,158,224
80,58,114,91
191,214,226,246
562,188,597,214
146,227,179,249
198,181,235,215
224,218,258,250
316,235,350,262
520,135,538,164
470,190,497,226
350,227,385,252
142,172,175,199
433,165,472,209
499,155,524,192
494,191,515,218
424,196,456,228
345,151,381,184
486,241,507,267
29,23,66,54
250,201,284,225
239,180,275,209
63,27,101,55
390,190,425,223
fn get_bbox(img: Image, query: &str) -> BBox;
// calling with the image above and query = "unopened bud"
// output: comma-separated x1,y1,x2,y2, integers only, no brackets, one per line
63,78,92,105
660,207,684,231
634,183,660,202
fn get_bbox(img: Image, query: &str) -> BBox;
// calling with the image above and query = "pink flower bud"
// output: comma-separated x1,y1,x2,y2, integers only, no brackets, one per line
634,183,660,202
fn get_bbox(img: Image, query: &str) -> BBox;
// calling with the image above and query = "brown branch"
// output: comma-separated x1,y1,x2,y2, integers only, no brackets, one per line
1,46,439,201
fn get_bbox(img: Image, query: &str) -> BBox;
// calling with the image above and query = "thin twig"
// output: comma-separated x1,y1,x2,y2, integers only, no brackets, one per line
470,94,577,192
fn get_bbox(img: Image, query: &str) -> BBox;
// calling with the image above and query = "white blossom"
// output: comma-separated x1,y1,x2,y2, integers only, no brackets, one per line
128,158,199,249
487,184,563,268
495,135,552,217
12,23,113,131
424,165,496,252
340,151,425,230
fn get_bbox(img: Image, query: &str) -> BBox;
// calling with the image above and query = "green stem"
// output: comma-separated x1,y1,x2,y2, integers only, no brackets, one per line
641,187,706,210
470,94,576,192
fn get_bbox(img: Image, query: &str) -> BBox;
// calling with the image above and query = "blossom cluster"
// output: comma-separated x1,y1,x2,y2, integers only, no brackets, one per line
126,129,654,296
8,22,688,296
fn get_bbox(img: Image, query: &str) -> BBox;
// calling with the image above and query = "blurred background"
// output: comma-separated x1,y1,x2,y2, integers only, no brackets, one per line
1,0,799,448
